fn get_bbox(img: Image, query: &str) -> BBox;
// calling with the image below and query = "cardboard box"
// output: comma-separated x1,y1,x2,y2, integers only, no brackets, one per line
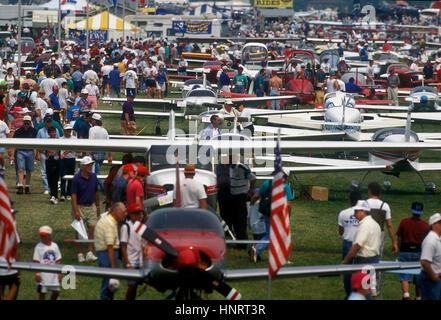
300,185,329,201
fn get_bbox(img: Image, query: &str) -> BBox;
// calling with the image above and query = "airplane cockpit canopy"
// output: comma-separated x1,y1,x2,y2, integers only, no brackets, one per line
410,86,438,96
186,89,217,98
147,208,225,236
184,78,212,88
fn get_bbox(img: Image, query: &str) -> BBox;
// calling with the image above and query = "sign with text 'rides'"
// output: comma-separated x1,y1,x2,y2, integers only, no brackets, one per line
255,0,292,8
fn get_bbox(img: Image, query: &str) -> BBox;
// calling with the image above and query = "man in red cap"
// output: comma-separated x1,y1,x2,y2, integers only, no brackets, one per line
173,163,207,209
127,166,149,209
120,203,144,300
348,271,371,300
111,163,135,205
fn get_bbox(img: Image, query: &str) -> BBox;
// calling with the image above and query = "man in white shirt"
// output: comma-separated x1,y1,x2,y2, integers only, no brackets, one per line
40,77,58,99
143,60,157,98
82,65,99,86
366,60,375,85
173,163,207,209
418,213,441,300
236,104,253,137
410,58,419,72
419,48,428,65
338,191,361,299
123,64,138,97
321,57,331,74
120,203,145,300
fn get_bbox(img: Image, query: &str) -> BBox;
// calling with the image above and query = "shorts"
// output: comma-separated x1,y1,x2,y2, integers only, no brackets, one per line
121,120,136,136
157,82,165,91
102,75,109,86
0,270,19,286
87,96,98,110
72,203,98,228
146,79,156,88
16,149,35,171
38,284,60,294
126,88,136,97
399,252,420,283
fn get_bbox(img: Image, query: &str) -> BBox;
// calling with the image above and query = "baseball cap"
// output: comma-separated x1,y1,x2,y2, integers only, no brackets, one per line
137,166,150,175
113,63,118,67
122,164,134,173
411,202,423,215
429,213,441,225
184,163,196,174
91,113,101,121
351,271,370,290
353,200,370,212
17,91,26,98
38,225,52,236
81,89,88,94
80,156,94,166
46,109,54,115
23,115,32,122
63,123,73,130
128,64,134,69
330,70,336,75
44,115,53,122
10,107,23,113
127,203,144,214
225,98,233,105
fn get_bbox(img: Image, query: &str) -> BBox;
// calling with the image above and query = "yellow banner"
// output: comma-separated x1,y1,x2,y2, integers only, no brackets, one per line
255,0,292,8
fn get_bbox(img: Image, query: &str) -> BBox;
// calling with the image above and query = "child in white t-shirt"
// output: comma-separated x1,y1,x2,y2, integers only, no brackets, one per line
33,225,62,300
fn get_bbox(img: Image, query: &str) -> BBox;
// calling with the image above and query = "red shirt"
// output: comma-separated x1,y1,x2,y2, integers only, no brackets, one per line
396,217,429,250
126,178,144,209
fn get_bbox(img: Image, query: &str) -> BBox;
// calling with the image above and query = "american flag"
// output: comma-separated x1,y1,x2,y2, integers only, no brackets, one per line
268,138,291,279
0,176,18,265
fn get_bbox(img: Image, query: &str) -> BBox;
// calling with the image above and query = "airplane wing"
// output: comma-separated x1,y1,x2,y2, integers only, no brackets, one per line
253,125,347,140
94,110,186,118
355,105,409,111
224,261,419,281
220,95,297,108
247,108,323,117
410,162,441,172
379,112,441,123
101,97,178,109
0,261,146,281
251,165,388,175
255,155,370,167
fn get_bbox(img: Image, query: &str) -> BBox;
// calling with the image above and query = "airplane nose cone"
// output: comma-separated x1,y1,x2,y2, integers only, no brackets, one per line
176,248,200,270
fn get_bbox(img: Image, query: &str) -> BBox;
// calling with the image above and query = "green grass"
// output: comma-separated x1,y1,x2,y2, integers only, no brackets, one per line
7,95,441,300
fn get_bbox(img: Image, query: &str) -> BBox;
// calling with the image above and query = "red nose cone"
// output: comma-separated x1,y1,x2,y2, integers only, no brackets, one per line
176,248,200,270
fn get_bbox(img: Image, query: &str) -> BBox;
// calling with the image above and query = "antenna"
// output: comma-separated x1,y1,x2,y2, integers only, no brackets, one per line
405,100,413,142
168,109,176,141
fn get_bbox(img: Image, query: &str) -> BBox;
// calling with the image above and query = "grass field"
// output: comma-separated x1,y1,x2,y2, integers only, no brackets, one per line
6,93,441,300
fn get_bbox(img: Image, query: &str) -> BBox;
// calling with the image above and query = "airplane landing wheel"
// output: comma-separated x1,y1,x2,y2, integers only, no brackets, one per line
383,180,391,191
425,182,436,193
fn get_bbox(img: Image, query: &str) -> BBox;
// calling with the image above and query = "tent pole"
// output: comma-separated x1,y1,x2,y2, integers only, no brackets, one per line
86,0,89,51
107,7,110,41
123,0,125,43
58,0,61,55
17,0,22,78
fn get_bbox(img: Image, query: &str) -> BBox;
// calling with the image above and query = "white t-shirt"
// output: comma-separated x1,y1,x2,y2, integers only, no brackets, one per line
32,241,62,286
338,206,359,242
143,66,157,79
410,63,419,72
120,220,144,265
82,69,99,83
40,78,57,98
89,125,109,140
85,84,100,96
353,215,381,258
124,70,137,89
58,87,68,109
420,230,441,274
321,62,331,73
365,198,391,220
173,177,207,208
8,88,18,107
36,97,49,121
0,120,10,138
239,108,252,128
101,65,113,77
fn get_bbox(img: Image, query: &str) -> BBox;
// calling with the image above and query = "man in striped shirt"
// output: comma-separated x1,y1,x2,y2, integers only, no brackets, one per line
94,202,128,300
229,155,256,248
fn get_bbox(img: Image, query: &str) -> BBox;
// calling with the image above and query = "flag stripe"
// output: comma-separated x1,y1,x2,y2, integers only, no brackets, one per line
0,176,17,265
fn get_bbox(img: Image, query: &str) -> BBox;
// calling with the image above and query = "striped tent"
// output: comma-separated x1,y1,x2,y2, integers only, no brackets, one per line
67,11,140,32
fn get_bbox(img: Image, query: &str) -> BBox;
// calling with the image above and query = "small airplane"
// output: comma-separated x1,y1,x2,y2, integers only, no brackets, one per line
0,207,420,300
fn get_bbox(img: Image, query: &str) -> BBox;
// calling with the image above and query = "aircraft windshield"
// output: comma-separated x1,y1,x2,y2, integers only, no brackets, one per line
187,90,217,98
149,145,213,172
147,208,225,236
242,45,268,70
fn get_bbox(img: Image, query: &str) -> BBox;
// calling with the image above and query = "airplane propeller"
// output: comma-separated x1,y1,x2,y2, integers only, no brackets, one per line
133,220,242,300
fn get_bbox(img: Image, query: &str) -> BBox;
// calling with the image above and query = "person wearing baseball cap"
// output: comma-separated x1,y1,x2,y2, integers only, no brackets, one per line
122,62,138,98
121,92,136,136
173,163,207,209
45,85,62,122
109,62,123,104
89,112,112,192
419,212,441,300
111,164,135,205
127,166,149,210
342,200,381,269
220,98,240,120
59,122,76,201
77,88,90,111
347,271,371,300
396,202,428,300
33,225,62,300
387,66,400,106
120,202,145,300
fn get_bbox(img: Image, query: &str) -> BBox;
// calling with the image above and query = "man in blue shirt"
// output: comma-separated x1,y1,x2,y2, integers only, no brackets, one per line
249,168,294,262
360,43,369,61
71,66,83,95
255,69,265,97
109,63,122,104
345,78,363,94
66,98,81,123
46,86,62,123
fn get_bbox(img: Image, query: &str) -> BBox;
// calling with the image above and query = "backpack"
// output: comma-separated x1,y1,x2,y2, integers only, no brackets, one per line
258,180,273,217
369,201,386,231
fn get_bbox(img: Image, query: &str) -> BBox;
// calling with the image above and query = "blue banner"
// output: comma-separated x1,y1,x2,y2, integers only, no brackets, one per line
68,29,108,43
172,21,212,34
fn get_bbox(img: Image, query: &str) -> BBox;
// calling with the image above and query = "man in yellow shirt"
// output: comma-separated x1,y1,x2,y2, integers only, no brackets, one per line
94,202,127,300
